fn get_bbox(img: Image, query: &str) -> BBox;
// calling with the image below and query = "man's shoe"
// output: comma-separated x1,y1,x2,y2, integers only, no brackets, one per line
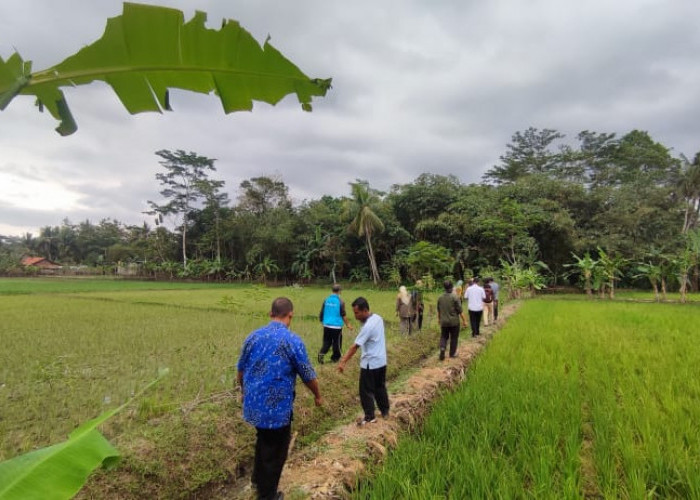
358,417,377,426
317,353,324,364
439,350,445,361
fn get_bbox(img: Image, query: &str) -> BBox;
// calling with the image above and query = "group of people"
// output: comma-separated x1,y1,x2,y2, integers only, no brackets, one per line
437,276,500,360
236,278,499,499
394,283,425,334
237,287,388,500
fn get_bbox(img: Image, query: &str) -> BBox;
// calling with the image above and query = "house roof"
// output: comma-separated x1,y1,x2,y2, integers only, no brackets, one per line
21,256,61,268
21,256,46,266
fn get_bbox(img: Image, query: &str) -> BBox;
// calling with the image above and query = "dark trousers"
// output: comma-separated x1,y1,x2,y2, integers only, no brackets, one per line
494,300,499,320
359,365,390,420
319,327,343,361
252,425,291,499
469,310,483,336
413,309,424,331
439,324,460,357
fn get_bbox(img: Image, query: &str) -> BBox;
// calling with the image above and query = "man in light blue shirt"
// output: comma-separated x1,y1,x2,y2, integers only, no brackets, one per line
337,297,389,425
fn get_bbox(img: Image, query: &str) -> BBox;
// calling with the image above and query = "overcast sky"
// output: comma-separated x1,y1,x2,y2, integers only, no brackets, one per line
1,0,700,236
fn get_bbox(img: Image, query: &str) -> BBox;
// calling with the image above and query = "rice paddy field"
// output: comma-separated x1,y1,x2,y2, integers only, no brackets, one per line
0,277,441,497
357,298,700,499
3,278,699,498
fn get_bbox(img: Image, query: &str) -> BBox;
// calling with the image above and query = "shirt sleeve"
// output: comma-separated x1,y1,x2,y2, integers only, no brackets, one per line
237,337,251,372
354,322,370,347
289,336,317,383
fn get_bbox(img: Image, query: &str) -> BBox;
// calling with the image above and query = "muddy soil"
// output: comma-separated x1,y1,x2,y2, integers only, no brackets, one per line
234,302,519,499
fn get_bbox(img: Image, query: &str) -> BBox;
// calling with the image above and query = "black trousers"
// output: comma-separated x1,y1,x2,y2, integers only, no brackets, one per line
439,324,460,357
494,300,499,320
412,309,424,331
359,365,390,420
469,310,483,336
319,327,343,361
253,425,291,499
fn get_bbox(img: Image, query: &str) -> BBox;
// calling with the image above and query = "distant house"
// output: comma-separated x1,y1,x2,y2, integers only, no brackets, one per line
21,256,62,271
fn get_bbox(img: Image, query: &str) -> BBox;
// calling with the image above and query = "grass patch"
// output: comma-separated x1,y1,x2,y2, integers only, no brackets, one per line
0,278,440,498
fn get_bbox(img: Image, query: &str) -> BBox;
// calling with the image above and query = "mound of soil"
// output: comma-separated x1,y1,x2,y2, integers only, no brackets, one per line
232,302,519,499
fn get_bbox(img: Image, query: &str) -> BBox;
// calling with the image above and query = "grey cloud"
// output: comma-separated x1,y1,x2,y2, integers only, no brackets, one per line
2,0,700,235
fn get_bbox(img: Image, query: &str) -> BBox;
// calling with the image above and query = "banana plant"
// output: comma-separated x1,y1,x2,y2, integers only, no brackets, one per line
0,369,168,500
0,2,331,135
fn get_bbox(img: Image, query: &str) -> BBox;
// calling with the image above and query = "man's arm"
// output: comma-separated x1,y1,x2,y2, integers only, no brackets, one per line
304,378,323,406
340,301,354,330
337,343,359,373
236,370,244,401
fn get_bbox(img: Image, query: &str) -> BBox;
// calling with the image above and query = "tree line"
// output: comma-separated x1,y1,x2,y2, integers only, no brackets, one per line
2,127,699,295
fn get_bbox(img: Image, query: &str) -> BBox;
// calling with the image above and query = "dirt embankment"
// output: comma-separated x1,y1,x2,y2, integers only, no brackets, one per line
233,302,519,499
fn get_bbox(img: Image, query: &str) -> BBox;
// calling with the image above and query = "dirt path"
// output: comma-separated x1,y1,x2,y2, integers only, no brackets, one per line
234,301,520,499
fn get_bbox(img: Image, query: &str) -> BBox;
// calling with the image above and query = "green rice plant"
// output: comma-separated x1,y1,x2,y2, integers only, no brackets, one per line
0,371,166,500
0,279,440,497
356,299,700,499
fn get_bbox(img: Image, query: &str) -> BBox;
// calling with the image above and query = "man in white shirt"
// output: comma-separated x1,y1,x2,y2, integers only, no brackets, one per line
464,277,486,337
337,297,389,425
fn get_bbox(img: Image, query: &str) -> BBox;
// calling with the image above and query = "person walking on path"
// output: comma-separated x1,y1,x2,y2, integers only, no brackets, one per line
482,282,495,326
465,277,486,337
395,285,414,334
411,280,425,331
338,297,390,425
237,297,322,500
454,280,464,304
318,284,353,364
486,277,501,320
437,280,468,360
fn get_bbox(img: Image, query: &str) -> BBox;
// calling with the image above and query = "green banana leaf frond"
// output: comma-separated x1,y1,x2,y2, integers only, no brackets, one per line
0,2,332,135
0,369,168,499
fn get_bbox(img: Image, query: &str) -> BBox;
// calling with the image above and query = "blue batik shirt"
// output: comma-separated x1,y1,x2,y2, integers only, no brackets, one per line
237,320,317,429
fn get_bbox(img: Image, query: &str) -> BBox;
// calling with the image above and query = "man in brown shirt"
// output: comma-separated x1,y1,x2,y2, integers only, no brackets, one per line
436,280,468,360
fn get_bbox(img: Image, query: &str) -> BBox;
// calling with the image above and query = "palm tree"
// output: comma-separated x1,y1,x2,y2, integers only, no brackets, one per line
566,252,598,296
254,256,279,282
634,261,662,301
345,181,385,285
597,247,626,299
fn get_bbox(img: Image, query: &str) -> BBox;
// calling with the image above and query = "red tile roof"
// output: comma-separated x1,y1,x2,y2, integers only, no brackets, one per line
21,256,46,266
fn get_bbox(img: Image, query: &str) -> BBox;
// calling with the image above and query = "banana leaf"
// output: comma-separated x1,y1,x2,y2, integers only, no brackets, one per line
0,369,168,500
0,3,331,135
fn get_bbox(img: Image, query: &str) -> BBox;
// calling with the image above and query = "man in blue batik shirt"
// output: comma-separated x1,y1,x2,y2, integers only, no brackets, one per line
237,297,322,500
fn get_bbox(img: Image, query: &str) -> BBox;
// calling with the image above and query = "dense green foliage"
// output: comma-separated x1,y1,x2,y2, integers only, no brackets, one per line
357,299,700,498
2,128,699,294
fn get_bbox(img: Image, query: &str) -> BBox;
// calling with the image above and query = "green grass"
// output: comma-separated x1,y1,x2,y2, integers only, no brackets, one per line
356,299,700,499
0,277,235,295
0,278,441,498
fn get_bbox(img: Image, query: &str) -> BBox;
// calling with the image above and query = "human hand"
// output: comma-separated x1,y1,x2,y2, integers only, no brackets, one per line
337,360,346,373
314,396,323,407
